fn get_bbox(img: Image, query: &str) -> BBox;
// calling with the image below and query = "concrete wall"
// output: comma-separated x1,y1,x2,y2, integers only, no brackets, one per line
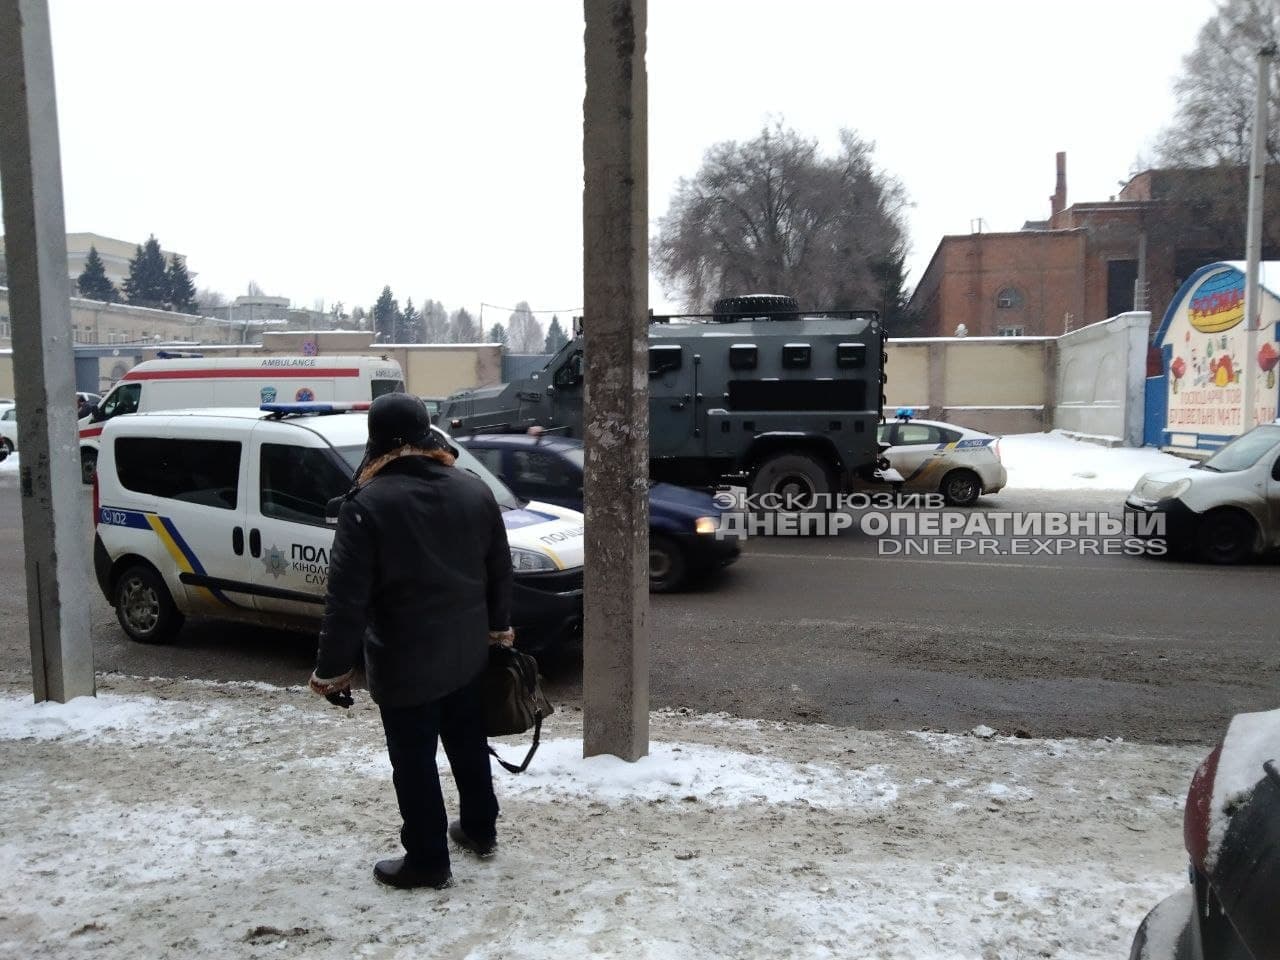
886,336,1053,435
1053,311,1150,445
0,350,12,397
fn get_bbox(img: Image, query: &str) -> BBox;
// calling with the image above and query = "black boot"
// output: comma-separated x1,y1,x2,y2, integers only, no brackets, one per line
373,857,453,890
448,820,497,859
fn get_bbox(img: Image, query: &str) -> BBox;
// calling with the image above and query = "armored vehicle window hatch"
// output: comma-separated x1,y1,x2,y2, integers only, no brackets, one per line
782,343,811,369
729,344,757,370
649,345,683,376
837,342,866,369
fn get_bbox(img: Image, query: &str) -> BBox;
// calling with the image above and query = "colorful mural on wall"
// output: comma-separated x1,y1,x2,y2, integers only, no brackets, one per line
1154,262,1280,451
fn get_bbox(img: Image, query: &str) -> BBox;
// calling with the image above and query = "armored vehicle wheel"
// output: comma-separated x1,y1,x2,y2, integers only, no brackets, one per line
114,563,184,644
749,451,833,510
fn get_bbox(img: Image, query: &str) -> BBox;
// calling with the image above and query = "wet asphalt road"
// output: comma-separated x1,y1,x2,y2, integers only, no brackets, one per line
1,478,1277,744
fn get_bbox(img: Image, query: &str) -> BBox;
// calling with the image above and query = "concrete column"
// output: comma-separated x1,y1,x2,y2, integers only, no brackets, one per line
581,0,649,761
0,0,95,702
926,341,947,421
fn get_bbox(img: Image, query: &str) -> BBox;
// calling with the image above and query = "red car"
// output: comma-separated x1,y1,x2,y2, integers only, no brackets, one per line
1129,708,1280,960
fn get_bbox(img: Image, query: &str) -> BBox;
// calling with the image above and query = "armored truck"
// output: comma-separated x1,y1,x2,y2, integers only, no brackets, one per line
438,294,888,501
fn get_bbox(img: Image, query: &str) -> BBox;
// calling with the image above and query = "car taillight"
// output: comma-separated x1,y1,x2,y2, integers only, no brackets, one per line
1184,743,1222,873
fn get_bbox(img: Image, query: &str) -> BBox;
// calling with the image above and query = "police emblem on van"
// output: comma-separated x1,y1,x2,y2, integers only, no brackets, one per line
262,545,288,579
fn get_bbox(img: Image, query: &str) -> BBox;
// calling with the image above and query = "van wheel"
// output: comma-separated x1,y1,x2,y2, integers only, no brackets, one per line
114,563,184,644
649,534,688,593
80,448,97,485
941,469,981,507
0,438,13,456
1196,510,1257,565
749,451,833,510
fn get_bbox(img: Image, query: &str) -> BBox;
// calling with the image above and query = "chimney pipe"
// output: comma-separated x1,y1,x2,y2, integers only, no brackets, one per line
1050,152,1067,218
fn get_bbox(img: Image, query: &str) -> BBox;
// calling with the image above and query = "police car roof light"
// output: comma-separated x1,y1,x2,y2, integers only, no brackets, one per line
260,401,371,419
895,407,915,421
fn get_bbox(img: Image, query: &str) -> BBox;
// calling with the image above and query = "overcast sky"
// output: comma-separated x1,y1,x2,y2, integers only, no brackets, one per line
40,0,1218,322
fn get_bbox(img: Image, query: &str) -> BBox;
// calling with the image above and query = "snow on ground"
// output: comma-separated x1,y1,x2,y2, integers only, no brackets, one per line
1000,431,1191,491
0,673,1204,960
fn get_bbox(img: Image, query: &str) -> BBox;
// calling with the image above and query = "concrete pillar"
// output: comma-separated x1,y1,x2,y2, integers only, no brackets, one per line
581,0,649,761
0,0,96,702
926,341,947,421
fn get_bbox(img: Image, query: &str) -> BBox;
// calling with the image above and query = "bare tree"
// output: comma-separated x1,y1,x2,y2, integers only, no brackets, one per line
196,287,228,310
506,301,545,352
1157,0,1280,167
652,122,911,312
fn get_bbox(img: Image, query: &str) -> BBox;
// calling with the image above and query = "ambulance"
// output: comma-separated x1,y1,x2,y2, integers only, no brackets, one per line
91,402,585,651
77,355,406,483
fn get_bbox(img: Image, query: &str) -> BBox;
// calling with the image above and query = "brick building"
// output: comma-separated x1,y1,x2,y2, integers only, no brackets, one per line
909,154,1271,339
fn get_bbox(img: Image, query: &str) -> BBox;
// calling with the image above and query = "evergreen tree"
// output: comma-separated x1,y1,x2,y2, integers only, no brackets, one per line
543,314,569,353
76,245,119,302
398,298,423,343
373,286,398,342
122,235,170,308
448,307,480,343
166,254,196,312
351,306,368,330
488,322,509,347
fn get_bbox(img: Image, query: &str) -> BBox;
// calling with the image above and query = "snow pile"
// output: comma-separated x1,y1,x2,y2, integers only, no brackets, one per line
0,674,1202,960
1000,431,1189,491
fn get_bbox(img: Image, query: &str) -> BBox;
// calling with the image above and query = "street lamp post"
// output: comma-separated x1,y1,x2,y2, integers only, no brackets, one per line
1242,43,1275,433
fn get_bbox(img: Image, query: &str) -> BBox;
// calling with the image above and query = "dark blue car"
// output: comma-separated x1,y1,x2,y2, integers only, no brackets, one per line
456,433,740,591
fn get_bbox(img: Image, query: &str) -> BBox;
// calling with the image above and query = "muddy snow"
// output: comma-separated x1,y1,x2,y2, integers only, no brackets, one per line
0,673,1204,959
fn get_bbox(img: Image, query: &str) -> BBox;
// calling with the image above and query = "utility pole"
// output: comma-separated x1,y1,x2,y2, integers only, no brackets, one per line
581,0,649,761
1242,43,1275,433
0,0,95,702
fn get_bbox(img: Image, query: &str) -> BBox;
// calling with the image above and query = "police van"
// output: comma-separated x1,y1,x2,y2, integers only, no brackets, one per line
92,403,585,650
78,355,406,483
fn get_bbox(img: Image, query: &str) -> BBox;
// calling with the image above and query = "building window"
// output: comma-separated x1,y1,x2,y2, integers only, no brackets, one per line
997,326,1025,337
996,287,1023,309
108,330,128,344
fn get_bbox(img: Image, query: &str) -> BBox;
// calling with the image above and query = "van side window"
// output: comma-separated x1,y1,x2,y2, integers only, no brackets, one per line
372,379,405,398
115,437,241,509
100,383,141,420
260,444,352,526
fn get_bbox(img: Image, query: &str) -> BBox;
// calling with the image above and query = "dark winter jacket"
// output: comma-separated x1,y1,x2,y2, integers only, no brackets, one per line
314,454,513,708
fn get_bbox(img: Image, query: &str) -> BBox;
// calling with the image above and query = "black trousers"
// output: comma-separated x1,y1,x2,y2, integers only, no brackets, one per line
378,671,498,870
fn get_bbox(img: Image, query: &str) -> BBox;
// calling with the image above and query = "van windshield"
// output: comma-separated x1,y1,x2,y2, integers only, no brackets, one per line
1197,424,1280,473
334,442,521,510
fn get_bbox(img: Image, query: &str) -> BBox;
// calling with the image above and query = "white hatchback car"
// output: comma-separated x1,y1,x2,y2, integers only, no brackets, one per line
876,412,1007,506
93,402,586,649
1126,422,1280,563
0,403,16,457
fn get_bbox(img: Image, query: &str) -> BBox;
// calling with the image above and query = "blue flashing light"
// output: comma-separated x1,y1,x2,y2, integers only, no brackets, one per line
895,407,915,420
260,401,371,416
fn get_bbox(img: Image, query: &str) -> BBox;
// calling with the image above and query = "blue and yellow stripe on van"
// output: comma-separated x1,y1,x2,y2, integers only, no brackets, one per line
99,506,238,607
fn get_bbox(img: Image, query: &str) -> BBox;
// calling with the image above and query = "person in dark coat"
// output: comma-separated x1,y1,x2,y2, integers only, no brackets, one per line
309,393,514,890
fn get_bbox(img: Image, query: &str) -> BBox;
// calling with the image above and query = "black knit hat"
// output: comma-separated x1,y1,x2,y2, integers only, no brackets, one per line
365,393,456,460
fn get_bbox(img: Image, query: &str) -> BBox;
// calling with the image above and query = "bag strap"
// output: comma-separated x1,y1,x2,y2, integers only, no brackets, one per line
488,710,543,774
